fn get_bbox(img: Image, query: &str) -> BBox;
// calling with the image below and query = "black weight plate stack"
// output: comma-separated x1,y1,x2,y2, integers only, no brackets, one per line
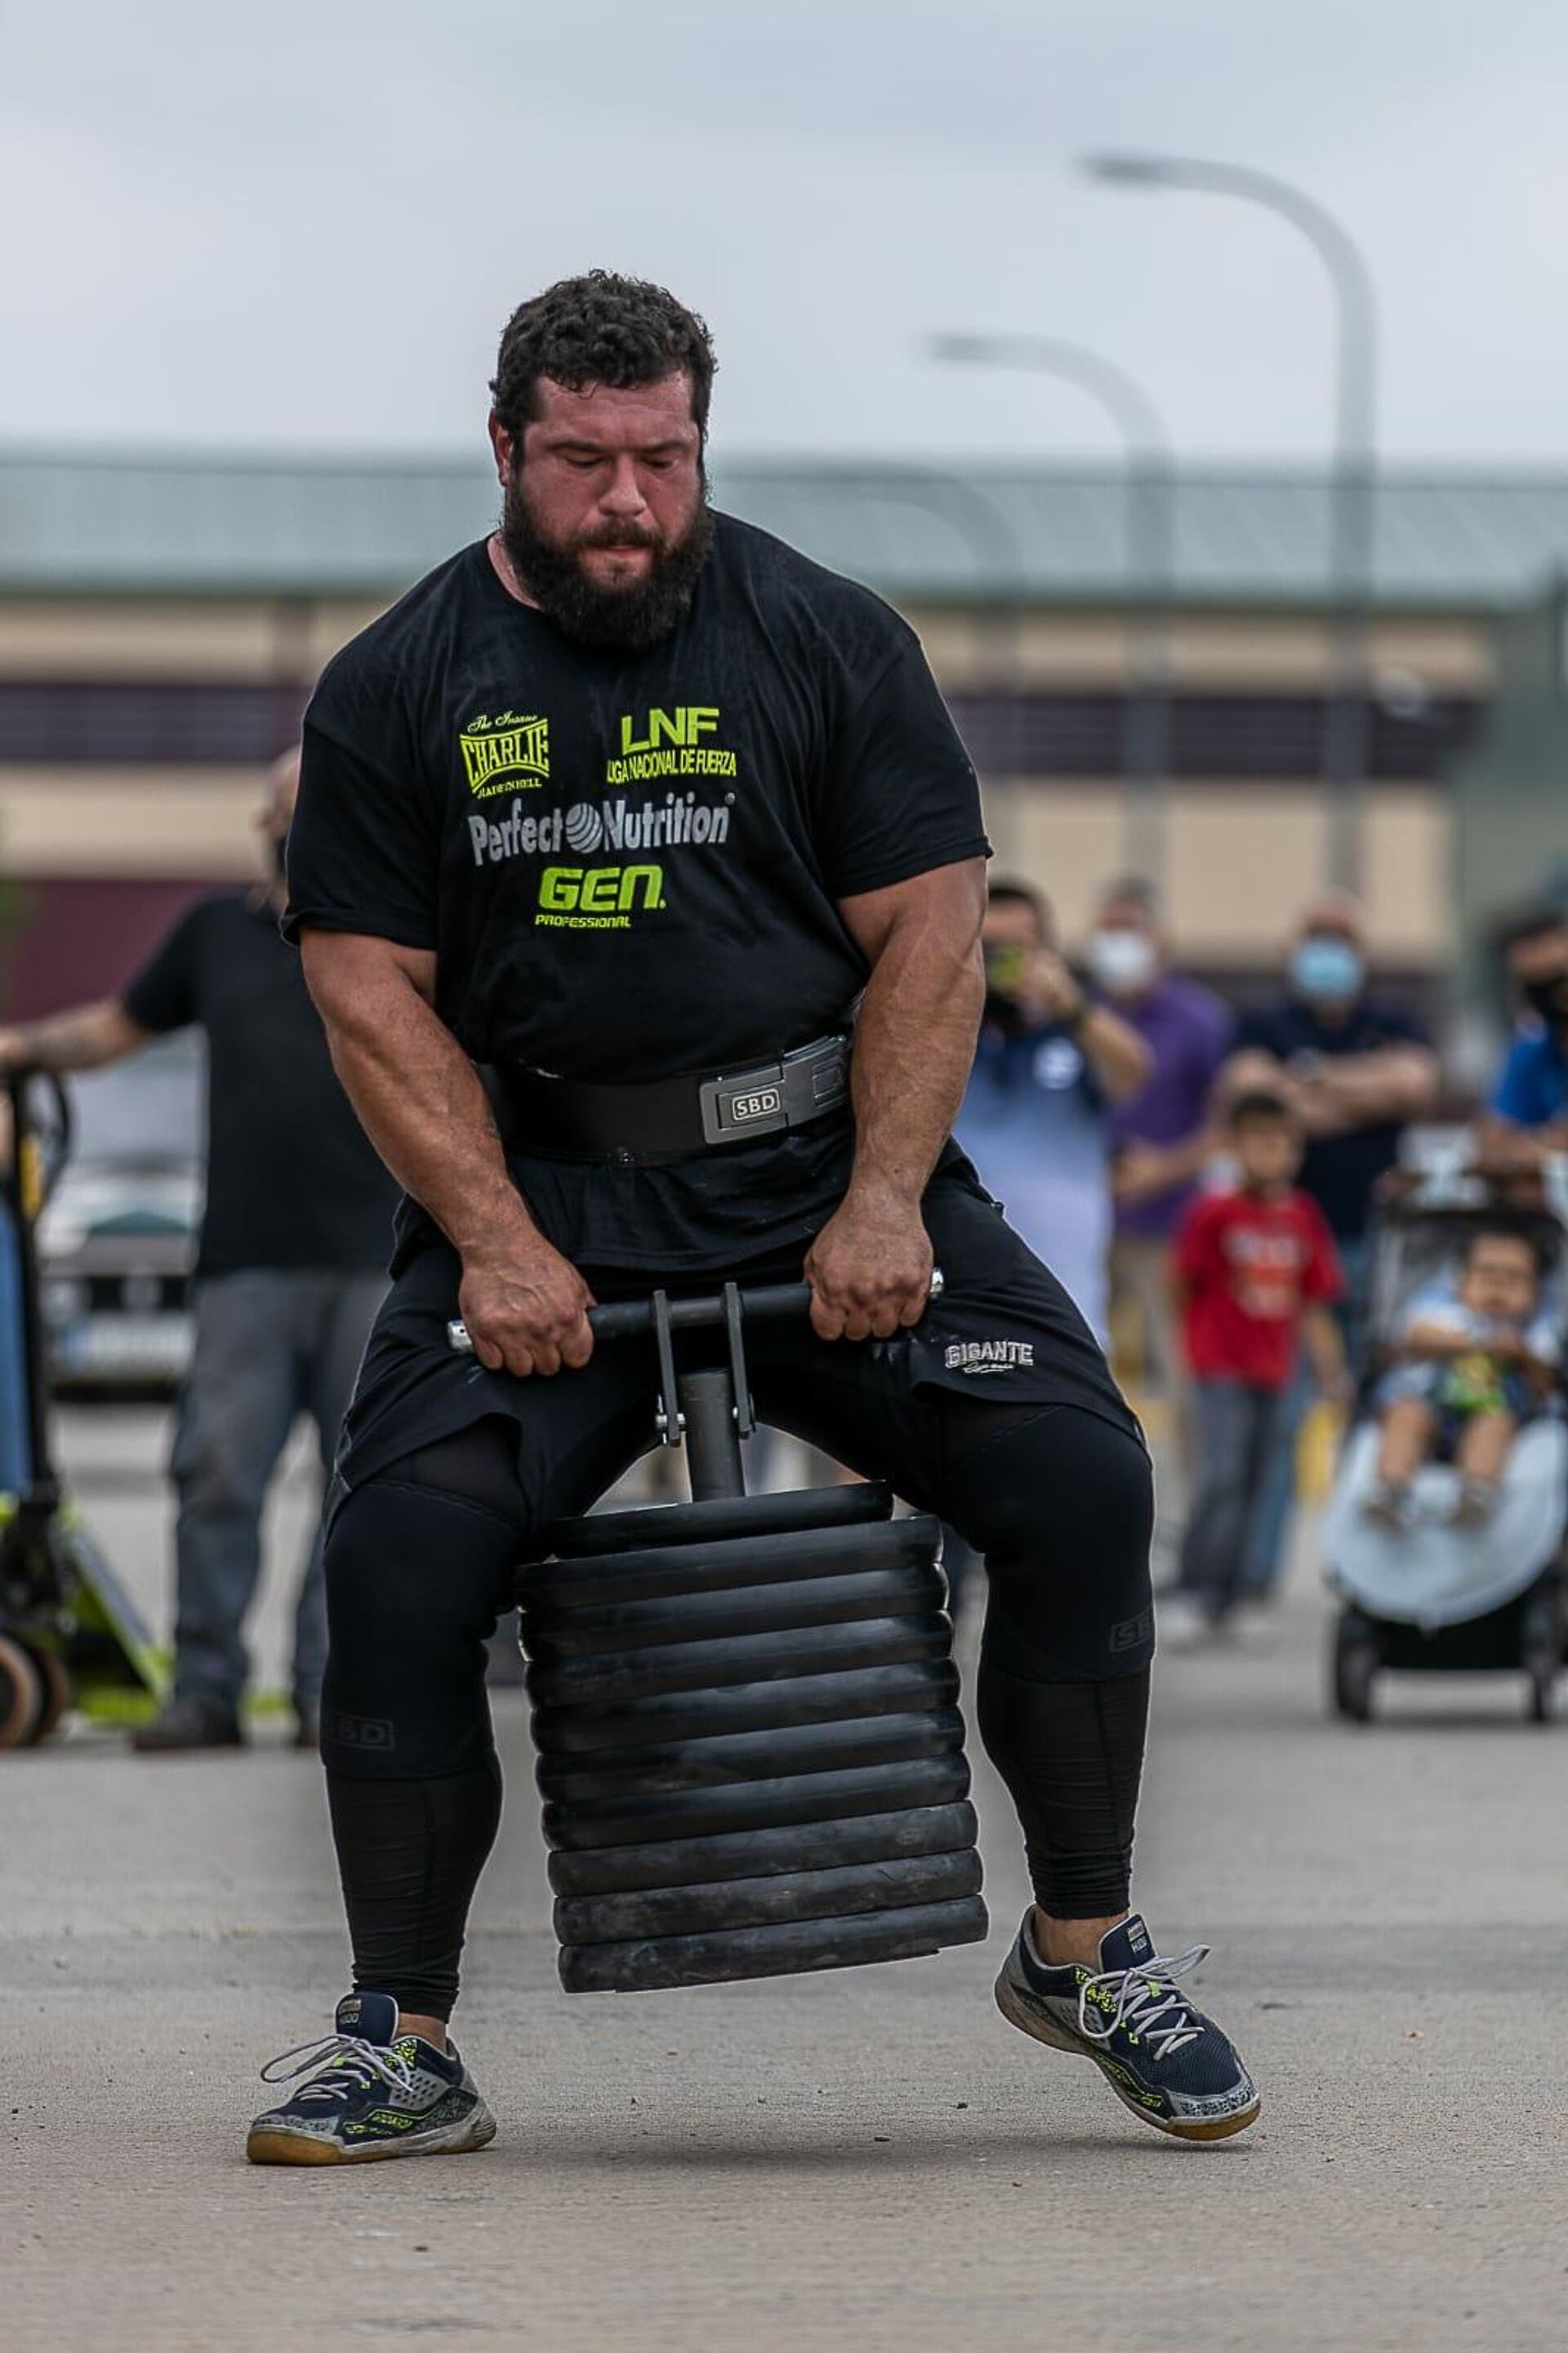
520,1483,987,1991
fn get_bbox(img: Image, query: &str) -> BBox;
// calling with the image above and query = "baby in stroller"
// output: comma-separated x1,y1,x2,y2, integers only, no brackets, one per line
1365,1227,1561,1530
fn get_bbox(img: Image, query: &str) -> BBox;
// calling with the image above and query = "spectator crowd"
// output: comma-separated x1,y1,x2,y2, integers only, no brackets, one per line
954,871,1568,1647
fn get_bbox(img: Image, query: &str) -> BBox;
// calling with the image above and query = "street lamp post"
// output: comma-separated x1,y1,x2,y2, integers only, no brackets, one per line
929,332,1174,881
1082,153,1377,895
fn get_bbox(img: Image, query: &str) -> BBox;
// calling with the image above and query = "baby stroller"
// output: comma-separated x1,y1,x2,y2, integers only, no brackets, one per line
1320,1152,1568,1724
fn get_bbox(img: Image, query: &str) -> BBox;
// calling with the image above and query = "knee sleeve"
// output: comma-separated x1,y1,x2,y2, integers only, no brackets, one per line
320,1460,523,1781
940,1403,1155,1682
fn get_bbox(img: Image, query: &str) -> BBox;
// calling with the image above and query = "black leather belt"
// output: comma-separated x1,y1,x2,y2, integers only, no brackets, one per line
484,1034,852,1166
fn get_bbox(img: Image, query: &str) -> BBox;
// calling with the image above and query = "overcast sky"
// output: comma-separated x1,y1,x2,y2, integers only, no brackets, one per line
2,0,1566,470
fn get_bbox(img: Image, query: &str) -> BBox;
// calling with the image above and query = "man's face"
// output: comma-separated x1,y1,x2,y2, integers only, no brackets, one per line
982,899,1047,1018
982,902,1046,958
1087,894,1162,997
490,374,711,649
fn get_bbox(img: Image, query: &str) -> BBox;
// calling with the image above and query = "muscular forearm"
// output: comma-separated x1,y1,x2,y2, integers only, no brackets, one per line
848,911,984,1205
302,931,591,1379
304,947,531,1260
0,999,148,1073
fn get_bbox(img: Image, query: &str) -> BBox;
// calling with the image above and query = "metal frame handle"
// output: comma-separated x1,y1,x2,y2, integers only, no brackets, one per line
446,1269,942,1358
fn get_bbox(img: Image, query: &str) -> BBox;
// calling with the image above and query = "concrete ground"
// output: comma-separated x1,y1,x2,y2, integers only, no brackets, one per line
4,1407,1567,2353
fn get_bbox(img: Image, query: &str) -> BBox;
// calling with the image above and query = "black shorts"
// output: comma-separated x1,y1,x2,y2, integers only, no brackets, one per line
334,1161,1141,1526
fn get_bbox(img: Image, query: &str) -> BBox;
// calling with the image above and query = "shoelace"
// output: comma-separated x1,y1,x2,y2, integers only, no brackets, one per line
1076,1944,1210,2062
258,2033,419,2105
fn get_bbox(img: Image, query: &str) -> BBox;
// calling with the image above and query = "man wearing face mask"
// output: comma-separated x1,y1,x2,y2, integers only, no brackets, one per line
956,880,1150,1342
1228,895,1437,1292
1085,880,1232,1442
1223,892,1437,1607
1480,908,1568,1162
0,749,398,1749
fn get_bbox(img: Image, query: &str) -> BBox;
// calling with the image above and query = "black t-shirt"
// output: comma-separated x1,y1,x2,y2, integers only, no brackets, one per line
1233,994,1429,1243
285,516,989,1271
121,892,399,1277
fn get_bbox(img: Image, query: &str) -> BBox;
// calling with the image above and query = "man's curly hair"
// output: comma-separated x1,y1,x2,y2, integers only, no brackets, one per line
490,271,717,447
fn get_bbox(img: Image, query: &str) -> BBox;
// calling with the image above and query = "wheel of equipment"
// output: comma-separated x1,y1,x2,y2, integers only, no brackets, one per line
19,1644,71,1745
0,1635,43,1750
1520,1583,1563,1726
1330,1610,1379,1725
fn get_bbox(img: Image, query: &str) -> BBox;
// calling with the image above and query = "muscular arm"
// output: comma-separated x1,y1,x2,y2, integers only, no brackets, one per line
804,858,987,1340
0,999,150,1073
299,929,593,1376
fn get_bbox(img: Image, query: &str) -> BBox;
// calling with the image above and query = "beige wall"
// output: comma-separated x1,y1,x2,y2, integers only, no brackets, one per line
994,781,1449,969
909,604,1494,697
0,591,1499,702
0,596,384,680
0,771,261,878
0,588,1472,970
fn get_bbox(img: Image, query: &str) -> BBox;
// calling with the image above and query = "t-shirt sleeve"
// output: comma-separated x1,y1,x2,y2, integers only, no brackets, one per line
816,625,990,899
1491,1036,1551,1126
120,902,204,1035
283,655,440,951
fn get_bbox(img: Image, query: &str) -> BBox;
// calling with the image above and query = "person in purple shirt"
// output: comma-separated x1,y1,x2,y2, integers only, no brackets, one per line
1085,879,1233,1455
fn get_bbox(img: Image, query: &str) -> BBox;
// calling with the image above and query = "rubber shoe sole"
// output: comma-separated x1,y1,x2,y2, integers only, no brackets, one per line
246,2099,497,2167
995,1969,1261,2145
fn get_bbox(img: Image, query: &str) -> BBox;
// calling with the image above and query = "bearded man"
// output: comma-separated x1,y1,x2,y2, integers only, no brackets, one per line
248,273,1258,2164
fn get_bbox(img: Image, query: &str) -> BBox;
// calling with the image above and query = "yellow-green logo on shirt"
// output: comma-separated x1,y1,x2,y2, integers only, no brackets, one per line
460,712,550,797
605,705,737,787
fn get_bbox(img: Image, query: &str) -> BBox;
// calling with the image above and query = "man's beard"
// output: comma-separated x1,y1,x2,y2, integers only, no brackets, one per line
500,470,715,652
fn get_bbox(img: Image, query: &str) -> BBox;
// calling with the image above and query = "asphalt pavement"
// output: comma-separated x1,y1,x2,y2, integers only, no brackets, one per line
3,1407,1566,2353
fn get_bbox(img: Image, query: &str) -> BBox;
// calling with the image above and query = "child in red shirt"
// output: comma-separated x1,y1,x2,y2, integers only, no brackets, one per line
1169,1089,1348,1633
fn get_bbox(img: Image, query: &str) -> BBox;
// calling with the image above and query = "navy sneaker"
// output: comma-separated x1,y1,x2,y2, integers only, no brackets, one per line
247,1992,497,2167
996,1911,1260,2143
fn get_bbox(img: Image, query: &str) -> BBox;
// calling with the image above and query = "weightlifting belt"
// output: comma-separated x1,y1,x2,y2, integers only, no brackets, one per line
484,1032,852,1166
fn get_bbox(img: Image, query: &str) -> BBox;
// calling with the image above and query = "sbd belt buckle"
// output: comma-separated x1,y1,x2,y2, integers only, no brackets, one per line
699,1063,790,1145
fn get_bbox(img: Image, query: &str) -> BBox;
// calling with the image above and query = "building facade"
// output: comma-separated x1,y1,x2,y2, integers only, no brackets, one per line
0,447,1561,1014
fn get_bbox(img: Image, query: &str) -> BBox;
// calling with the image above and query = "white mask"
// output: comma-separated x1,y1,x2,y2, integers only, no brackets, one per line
1085,928,1157,996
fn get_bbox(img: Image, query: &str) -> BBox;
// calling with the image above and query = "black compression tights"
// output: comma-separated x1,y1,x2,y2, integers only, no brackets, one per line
319,1406,1154,2021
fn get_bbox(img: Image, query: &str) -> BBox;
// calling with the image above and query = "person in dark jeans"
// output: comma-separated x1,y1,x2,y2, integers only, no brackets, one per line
1224,893,1437,1601
0,752,397,1749
1164,1090,1348,1645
